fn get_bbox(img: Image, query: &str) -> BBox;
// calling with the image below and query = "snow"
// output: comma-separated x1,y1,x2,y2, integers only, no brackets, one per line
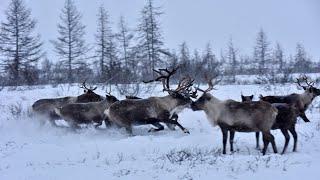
0,83,320,180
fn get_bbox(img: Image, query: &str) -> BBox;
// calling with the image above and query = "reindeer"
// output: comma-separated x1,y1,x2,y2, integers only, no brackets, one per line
124,95,179,130
191,76,278,155
54,94,119,129
241,94,253,102
242,95,299,154
259,75,320,123
32,81,104,126
104,67,197,134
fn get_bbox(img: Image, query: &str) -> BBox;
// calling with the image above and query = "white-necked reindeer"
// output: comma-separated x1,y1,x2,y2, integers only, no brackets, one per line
104,67,197,134
191,76,278,155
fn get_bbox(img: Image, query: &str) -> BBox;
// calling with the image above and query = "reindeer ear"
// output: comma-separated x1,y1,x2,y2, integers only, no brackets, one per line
241,95,245,101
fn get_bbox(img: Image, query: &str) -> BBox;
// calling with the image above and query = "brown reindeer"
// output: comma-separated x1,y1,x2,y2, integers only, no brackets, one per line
259,75,320,123
191,76,278,155
242,95,299,154
54,94,119,129
32,81,104,126
124,95,179,130
104,67,197,134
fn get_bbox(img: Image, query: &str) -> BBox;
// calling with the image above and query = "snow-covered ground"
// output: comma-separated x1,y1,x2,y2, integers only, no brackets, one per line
0,83,320,180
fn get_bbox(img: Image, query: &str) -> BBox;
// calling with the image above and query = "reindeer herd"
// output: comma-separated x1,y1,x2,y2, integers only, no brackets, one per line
31,67,320,155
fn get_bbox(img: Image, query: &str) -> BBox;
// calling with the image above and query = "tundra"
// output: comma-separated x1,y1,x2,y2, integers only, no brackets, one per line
191,77,278,155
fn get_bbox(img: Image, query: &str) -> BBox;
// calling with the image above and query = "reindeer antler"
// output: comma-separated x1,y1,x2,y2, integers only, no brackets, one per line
195,74,220,93
106,85,112,95
175,76,194,93
296,75,315,89
143,66,179,91
79,80,98,92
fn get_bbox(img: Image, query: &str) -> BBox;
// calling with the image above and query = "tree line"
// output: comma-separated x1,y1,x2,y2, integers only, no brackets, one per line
0,0,319,86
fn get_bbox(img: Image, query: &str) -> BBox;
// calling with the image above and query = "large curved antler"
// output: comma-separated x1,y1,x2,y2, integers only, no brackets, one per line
195,74,220,93
143,66,179,91
79,80,98,92
296,75,315,89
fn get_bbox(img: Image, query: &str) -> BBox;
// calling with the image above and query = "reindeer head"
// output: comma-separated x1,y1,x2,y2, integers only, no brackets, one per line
191,75,220,111
241,94,254,102
144,67,197,107
296,75,320,97
77,81,103,102
105,85,119,103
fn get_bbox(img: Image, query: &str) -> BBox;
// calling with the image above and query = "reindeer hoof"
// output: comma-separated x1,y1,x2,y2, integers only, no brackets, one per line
183,129,190,134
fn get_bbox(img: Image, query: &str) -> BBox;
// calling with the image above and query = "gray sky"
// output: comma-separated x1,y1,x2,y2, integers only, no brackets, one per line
0,0,319,61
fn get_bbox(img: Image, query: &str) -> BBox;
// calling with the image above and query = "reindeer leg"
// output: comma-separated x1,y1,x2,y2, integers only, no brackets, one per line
68,121,81,130
300,112,310,122
289,126,298,152
166,113,178,130
229,130,235,152
255,132,260,150
262,131,277,155
270,133,278,154
94,121,103,129
104,119,112,128
280,129,290,154
125,127,133,135
148,122,165,132
220,127,228,154
160,119,189,134
262,133,269,155
49,118,58,127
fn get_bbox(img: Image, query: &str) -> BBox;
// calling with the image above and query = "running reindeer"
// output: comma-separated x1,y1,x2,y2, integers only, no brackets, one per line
191,76,278,155
54,91,118,129
242,95,299,154
260,75,320,122
32,81,104,126
104,67,197,134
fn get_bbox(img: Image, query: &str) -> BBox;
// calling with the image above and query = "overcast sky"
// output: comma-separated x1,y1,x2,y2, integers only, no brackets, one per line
0,0,319,61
